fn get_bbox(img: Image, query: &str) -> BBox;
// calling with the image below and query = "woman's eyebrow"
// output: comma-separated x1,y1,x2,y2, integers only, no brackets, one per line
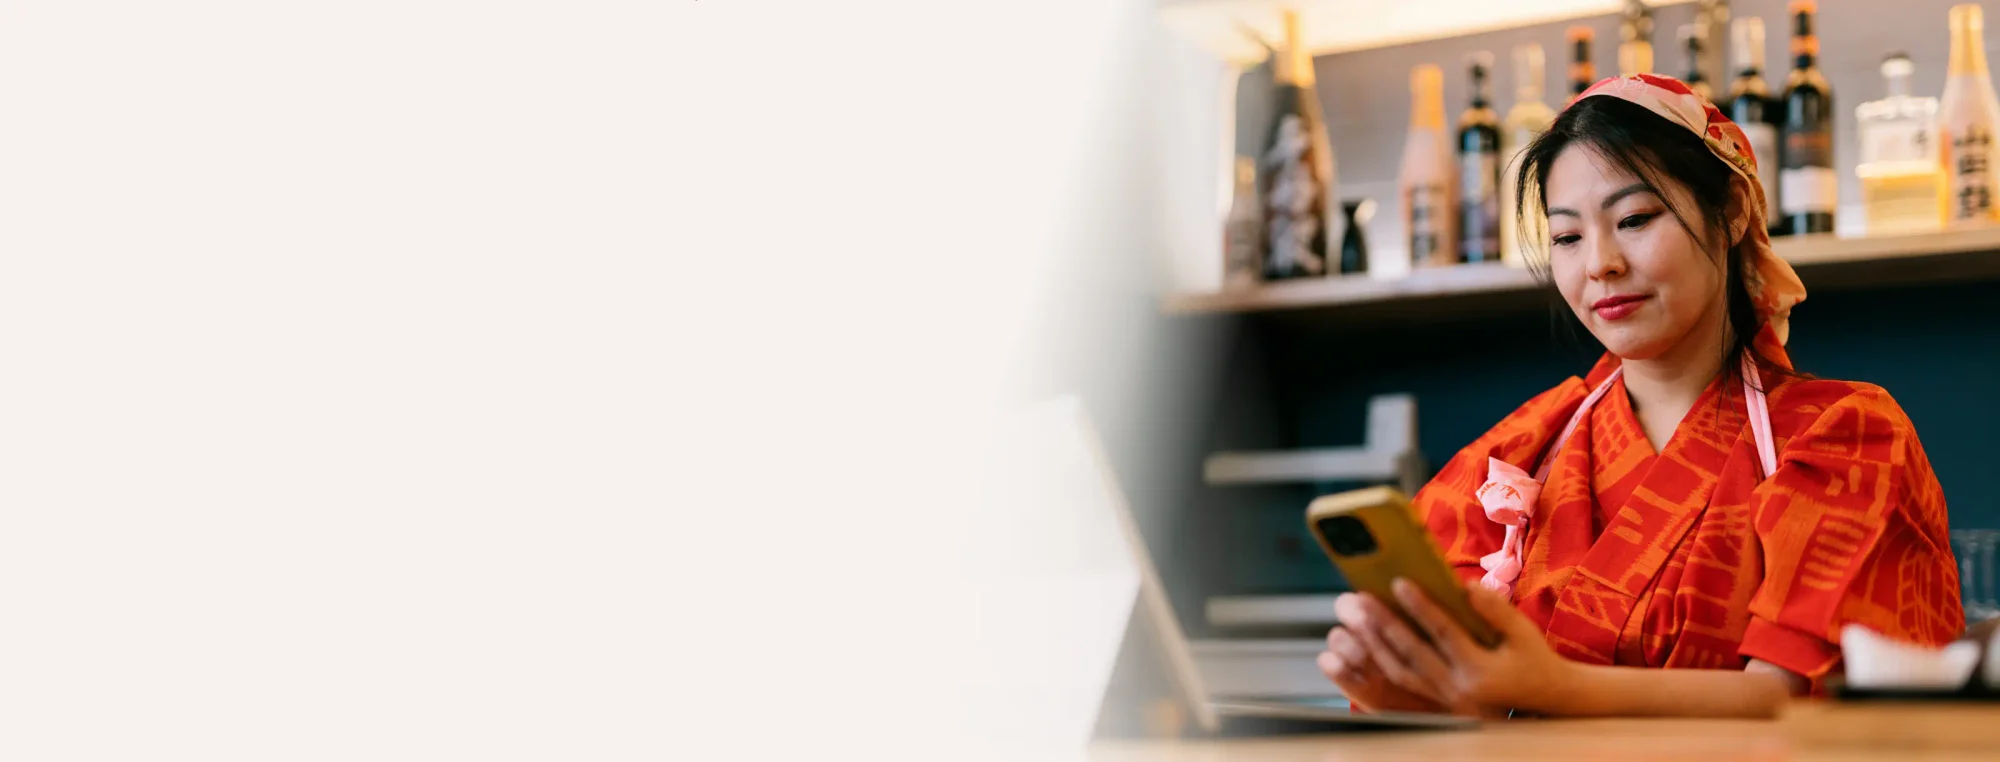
1547,182,1654,219
1599,182,1654,209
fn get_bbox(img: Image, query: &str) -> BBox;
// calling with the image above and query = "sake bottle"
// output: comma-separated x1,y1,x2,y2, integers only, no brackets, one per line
1694,0,1732,89
1729,17,1783,231
1618,0,1656,76
1260,9,1338,279
1501,44,1556,266
1401,64,1456,268
1458,52,1503,263
1855,54,1945,236
1222,157,1264,290
1681,24,1714,103
1941,3,2000,227
1779,0,1836,236
1569,27,1597,98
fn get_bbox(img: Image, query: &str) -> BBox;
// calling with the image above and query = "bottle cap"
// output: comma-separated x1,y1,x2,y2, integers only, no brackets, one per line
1881,51,1914,79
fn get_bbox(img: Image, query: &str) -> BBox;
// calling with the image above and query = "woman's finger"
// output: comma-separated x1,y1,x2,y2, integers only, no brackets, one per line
1353,590,1427,653
1371,599,1460,701
1344,593,1447,704
1316,650,1355,683
1393,578,1474,663
1327,626,1370,668
1326,627,1378,683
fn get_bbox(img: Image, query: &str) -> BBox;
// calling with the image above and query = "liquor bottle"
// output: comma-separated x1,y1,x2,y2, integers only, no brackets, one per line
1401,64,1457,267
1779,0,1836,236
1222,157,1264,290
1856,53,1945,236
1619,0,1655,76
1730,17,1783,231
1569,27,1597,98
1259,9,1337,279
1695,0,1731,89
1681,25,1713,103
1459,52,1503,263
1340,198,1374,274
1941,3,2000,227
1501,44,1557,266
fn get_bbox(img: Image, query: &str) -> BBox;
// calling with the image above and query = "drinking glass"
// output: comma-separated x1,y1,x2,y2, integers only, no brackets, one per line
1950,528,2000,622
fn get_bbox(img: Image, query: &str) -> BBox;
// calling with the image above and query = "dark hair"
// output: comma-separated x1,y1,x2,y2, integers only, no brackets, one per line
1511,94,1795,393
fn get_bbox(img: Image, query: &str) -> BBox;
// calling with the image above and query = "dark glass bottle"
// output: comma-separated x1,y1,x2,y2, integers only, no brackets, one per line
1730,17,1785,235
1569,26,1596,97
1682,24,1712,102
1260,10,1337,279
1780,0,1836,235
1339,199,1372,274
1458,53,1502,263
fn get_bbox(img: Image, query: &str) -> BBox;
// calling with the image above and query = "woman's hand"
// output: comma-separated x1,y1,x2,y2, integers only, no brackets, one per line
1318,578,1579,717
1316,616,1451,715
1383,577,1579,715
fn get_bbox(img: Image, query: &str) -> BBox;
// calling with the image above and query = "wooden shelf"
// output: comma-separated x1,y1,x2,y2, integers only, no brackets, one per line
1164,227,2000,318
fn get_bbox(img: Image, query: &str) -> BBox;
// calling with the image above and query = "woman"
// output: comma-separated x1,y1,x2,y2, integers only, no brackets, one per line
1315,75,1964,719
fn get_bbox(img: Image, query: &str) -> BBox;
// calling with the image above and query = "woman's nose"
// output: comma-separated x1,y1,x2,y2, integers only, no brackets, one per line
1584,233,1627,280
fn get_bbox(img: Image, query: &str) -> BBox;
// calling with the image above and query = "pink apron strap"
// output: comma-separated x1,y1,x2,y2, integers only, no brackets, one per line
1533,368,1623,484
1741,357,1778,478
1531,360,1779,483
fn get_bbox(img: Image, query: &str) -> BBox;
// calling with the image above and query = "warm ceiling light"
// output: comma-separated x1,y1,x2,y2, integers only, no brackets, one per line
1158,0,1687,65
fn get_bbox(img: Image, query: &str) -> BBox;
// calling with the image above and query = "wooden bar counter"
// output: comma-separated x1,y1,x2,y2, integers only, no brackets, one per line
1088,702,2000,761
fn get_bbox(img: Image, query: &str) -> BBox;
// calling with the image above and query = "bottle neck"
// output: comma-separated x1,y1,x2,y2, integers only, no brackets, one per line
1952,15,1990,78
1792,12,1818,71
1275,12,1314,86
1286,46,1316,87
1413,78,1445,130
1571,39,1594,94
1514,46,1546,105
1733,19,1765,78
1619,43,1653,76
1740,51,1764,78
1413,93,1444,130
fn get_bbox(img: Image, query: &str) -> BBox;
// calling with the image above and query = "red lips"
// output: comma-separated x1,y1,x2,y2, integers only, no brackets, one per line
1592,294,1650,321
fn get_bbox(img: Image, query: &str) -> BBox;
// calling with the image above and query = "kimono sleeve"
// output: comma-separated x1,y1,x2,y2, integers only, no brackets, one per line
1737,385,1965,688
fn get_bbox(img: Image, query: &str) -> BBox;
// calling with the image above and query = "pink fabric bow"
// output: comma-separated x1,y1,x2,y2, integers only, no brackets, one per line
1474,457,1541,598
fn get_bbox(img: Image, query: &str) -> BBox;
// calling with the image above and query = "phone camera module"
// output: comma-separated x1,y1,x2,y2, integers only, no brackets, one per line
1316,515,1379,557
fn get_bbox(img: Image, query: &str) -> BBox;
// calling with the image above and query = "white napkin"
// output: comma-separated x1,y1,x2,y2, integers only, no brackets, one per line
1840,624,1980,690
1984,621,2000,689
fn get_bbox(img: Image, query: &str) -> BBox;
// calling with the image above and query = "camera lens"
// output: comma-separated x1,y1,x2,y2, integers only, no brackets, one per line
1316,515,1379,557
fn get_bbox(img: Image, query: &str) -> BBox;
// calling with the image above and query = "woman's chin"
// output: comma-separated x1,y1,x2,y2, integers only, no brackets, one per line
1590,325,1674,361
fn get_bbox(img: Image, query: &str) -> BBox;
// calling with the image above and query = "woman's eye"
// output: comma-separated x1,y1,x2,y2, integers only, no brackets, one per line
1551,233,1581,247
1617,212,1657,230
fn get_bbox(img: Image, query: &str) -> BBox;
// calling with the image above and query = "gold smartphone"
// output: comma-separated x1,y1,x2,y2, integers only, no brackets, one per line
1305,486,1503,648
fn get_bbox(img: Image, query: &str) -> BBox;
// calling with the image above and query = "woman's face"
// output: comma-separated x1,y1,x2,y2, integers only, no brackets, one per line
1544,145,1727,362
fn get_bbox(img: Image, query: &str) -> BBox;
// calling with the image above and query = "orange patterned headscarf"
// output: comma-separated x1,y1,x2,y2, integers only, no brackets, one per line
1570,74,1807,345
